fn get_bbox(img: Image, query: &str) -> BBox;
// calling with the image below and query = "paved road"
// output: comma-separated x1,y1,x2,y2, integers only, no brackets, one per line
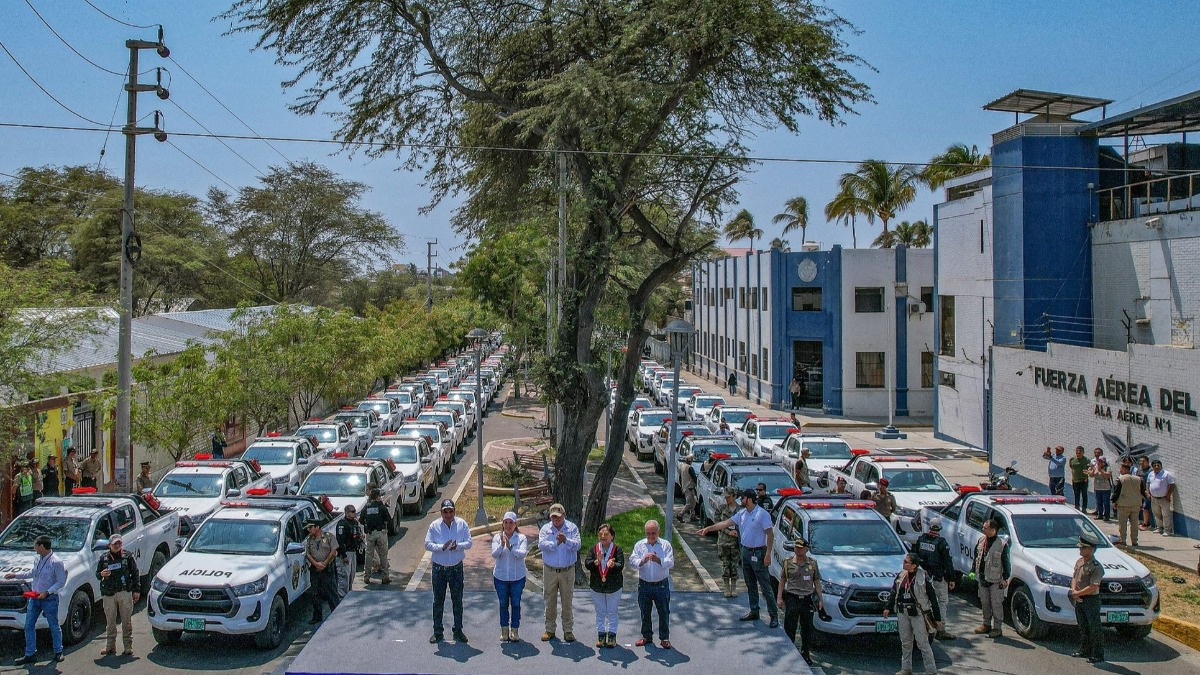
0,391,529,674
621,422,1200,675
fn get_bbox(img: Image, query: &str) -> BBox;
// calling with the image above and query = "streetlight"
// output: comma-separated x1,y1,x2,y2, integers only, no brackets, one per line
467,327,490,526
876,283,908,440
662,318,695,542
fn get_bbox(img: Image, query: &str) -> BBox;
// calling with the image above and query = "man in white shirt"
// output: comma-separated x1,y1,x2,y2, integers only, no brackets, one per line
424,499,473,643
1147,459,1176,536
538,503,582,642
700,488,778,628
629,520,674,649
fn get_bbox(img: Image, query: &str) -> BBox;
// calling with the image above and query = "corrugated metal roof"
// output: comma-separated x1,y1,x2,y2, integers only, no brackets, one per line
984,89,1112,117
34,313,216,375
1077,89,1200,137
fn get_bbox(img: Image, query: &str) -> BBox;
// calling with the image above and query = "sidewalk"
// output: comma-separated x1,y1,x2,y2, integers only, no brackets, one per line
1090,515,1200,572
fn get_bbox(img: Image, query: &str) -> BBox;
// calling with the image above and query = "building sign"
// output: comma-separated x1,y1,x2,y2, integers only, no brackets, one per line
1032,366,1196,433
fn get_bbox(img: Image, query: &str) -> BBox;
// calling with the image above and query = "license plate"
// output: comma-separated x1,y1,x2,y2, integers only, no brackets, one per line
1106,611,1129,624
875,620,898,633
183,618,206,631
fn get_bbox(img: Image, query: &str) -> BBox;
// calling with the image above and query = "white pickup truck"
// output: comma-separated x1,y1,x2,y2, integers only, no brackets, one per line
297,457,403,533
153,457,275,528
148,494,340,649
366,434,437,514
824,454,958,543
0,493,182,645
914,492,1160,640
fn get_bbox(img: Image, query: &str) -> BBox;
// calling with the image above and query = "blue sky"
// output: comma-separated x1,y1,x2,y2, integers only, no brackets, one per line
4,1,1200,267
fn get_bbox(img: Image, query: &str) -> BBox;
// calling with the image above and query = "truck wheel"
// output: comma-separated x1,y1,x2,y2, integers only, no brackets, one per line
425,480,437,498
403,498,420,516
653,456,664,475
388,505,400,535
1115,624,1153,640
62,588,94,645
152,627,182,645
142,549,169,594
253,595,287,650
1009,584,1049,640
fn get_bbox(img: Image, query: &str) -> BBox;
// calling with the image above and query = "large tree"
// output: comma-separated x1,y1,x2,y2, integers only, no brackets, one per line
872,219,932,249
922,142,990,190
723,209,763,252
830,159,918,237
227,0,870,521
771,196,810,245
207,162,402,304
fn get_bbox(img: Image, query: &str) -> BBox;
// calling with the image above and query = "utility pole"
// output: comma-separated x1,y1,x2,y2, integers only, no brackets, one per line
426,240,437,313
116,30,170,489
555,152,567,449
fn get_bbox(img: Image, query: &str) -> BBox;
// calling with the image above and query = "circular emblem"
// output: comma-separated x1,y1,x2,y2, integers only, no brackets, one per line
798,259,817,282
187,588,203,600
877,591,891,602
1107,582,1123,593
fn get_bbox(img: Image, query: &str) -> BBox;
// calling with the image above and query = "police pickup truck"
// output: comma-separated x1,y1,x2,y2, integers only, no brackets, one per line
913,492,1159,640
241,433,325,495
297,457,403,534
332,408,383,452
733,417,798,457
153,457,275,528
294,419,357,457
148,494,340,649
651,422,711,475
0,492,182,645
768,494,909,637
824,454,958,543
627,408,674,462
365,433,437,514
697,457,798,526
397,421,452,479
772,432,855,488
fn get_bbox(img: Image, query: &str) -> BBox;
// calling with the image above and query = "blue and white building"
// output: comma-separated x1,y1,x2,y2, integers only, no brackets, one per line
935,88,1200,536
690,246,934,418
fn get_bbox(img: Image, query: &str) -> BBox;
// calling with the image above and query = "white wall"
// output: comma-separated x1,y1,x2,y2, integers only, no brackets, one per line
991,342,1198,535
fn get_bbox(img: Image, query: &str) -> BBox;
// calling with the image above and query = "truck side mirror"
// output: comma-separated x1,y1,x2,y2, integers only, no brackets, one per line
285,542,305,555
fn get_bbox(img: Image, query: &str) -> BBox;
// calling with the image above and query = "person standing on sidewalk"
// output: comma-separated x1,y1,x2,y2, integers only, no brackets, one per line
492,511,528,642
794,448,812,490
1068,446,1090,512
304,520,340,624
713,486,742,598
335,505,364,597
1070,537,1105,664
883,553,940,675
700,489,778,628
776,537,823,665
81,451,102,489
1112,462,1149,547
971,519,1010,638
873,479,898,520
585,523,624,648
1134,456,1156,531
6,536,66,665
41,455,60,498
630,519,674,649
913,517,957,640
1043,445,1067,496
425,499,472,643
727,372,737,396
789,376,802,410
539,503,581,642
95,534,139,657
1147,459,1176,536
62,448,81,495
1089,457,1113,522
360,489,393,585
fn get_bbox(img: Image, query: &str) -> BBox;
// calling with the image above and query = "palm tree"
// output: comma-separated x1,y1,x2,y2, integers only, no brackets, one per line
824,185,866,248
771,196,810,246
723,208,763,252
922,143,991,190
834,160,919,236
768,237,790,252
872,220,932,249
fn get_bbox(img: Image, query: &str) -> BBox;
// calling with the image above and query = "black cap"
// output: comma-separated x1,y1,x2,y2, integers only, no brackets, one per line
739,489,757,500
440,499,455,510
140,461,151,467
370,488,383,498
1078,536,1097,548
304,519,322,528
793,537,809,548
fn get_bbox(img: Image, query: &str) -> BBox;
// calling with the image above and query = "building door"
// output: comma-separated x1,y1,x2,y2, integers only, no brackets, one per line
792,341,823,408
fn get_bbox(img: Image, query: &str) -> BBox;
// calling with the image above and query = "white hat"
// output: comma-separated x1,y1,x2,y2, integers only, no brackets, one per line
928,517,942,531
502,511,518,522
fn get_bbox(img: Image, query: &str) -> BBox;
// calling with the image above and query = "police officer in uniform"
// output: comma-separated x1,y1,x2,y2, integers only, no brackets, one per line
304,519,340,623
335,505,364,597
135,461,154,493
1070,537,1105,663
754,482,774,510
972,519,1010,638
775,537,823,665
884,554,940,675
713,486,741,598
360,488,393,584
794,448,812,490
914,517,957,640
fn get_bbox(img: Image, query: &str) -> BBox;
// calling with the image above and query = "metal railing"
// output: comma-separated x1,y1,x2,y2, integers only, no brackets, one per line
1098,171,1200,221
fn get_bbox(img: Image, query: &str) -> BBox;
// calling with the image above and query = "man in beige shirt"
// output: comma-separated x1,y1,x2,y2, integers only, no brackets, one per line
81,453,102,489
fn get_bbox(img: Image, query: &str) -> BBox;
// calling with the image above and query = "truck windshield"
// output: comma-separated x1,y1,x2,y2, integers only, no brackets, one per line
155,474,223,498
758,425,792,439
690,444,742,462
298,428,339,444
242,446,296,466
721,411,752,425
0,516,89,552
733,473,795,495
300,472,369,497
882,469,952,492
360,402,390,415
638,412,672,428
366,445,419,464
801,441,853,459
399,427,441,443
809,520,905,556
188,520,281,556
337,415,370,429
1011,514,1112,549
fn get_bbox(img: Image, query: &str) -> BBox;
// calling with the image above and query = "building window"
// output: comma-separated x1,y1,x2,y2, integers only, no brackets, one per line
792,287,822,312
921,352,934,388
738,288,746,309
939,295,955,356
939,371,956,388
751,353,758,377
738,341,747,371
920,286,934,313
855,287,884,313
749,288,758,310
762,348,769,379
761,287,768,309
855,352,885,388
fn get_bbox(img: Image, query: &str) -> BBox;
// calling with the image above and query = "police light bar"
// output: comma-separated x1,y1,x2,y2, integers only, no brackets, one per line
307,417,322,422
957,485,982,494
990,496,1068,505
71,486,98,495
341,406,354,410
245,488,273,496
776,487,804,497
871,456,929,463
267,432,282,437
797,500,876,509
745,414,757,420
381,431,397,436
680,430,695,436
850,448,871,456
787,428,801,434
38,496,120,508
194,453,212,460
331,452,350,458
322,458,379,467
175,460,234,468
220,498,300,510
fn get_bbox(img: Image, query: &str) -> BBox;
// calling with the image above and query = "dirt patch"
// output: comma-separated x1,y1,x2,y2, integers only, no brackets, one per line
1129,551,1200,625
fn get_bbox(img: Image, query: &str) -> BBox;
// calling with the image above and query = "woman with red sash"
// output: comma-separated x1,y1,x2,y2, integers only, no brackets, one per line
584,523,625,648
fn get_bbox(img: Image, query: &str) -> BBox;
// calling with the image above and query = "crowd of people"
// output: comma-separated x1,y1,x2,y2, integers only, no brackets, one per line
1043,445,1178,539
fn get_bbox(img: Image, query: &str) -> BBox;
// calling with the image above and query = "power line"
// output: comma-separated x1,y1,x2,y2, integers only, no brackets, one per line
0,41,117,127
168,98,267,177
22,0,125,76
79,0,157,29
167,56,292,164
165,139,241,192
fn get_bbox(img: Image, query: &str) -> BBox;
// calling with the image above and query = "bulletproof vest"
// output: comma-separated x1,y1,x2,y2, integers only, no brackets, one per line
361,501,387,530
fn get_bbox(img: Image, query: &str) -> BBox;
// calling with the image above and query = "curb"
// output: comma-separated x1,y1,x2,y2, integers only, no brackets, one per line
1155,615,1200,652
499,409,539,419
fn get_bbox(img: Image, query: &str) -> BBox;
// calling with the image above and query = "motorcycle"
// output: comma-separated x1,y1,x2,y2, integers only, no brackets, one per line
980,460,1018,490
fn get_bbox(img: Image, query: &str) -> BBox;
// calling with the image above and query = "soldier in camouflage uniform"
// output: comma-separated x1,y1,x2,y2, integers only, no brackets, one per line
714,486,742,598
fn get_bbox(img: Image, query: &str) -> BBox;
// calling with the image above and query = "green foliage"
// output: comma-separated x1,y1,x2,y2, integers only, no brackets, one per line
771,196,810,245
872,220,932,249
723,209,763,251
922,143,990,191
130,344,225,461
828,160,919,238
